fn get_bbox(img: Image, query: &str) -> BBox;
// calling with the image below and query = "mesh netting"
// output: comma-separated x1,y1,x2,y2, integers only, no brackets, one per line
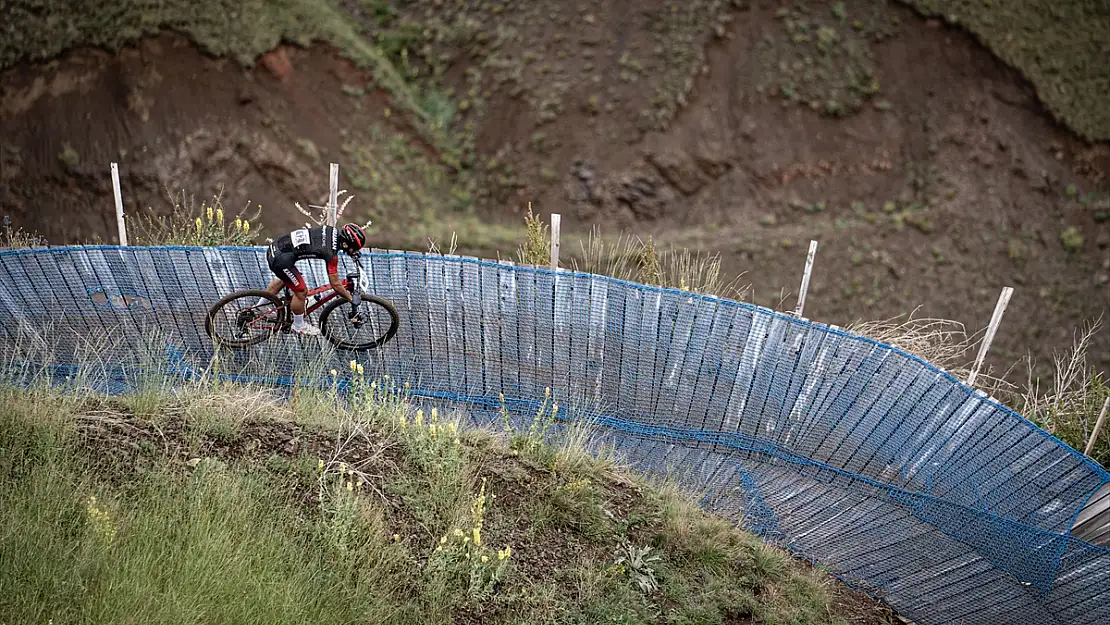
0,245,1107,625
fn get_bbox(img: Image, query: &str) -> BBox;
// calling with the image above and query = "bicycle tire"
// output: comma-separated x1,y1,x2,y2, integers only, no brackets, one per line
205,289,286,348
319,293,400,351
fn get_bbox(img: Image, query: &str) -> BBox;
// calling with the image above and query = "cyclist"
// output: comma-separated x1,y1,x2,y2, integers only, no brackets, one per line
256,222,368,335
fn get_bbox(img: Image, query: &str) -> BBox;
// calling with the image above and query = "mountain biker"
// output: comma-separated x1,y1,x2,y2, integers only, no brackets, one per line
256,222,367,335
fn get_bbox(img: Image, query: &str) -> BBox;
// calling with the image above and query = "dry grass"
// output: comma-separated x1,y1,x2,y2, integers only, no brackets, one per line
516,203,550,266
1,215,47,249
850,309,1109,464
132,186,262,246
847,308,1019,398
569,226,750,300
1018,318,1110,465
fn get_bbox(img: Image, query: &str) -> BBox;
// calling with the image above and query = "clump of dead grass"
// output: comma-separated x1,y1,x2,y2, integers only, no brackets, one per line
1,215,47,249
848,308,1016,397
1018,318,1110,465
570,226,750,300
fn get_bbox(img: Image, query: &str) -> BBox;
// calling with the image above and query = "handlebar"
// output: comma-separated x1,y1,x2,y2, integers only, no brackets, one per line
346,260,363,317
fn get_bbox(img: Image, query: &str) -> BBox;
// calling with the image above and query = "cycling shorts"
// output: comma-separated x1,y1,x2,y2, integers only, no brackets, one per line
267,250,307,293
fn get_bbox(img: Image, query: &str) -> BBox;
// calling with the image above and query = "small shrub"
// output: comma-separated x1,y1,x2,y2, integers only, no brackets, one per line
638,236,664,286
1019,319,1110,465
1060,226,1083,252
133,187,261,246
58,144,80,170
517,203,550,266
1,215,47,248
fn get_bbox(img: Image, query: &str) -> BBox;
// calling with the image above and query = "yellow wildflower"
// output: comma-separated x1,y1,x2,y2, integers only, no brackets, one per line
195,217,203,233
393,534,400,542
350,360,357,372
473,528,481,546
243,221,250,233
317,459,325,472
215,208,224,224
330,369,337,377
435,546,442,553
235,217,243,230
346,481,353,491
453,529,464,538
415,410,424,427
440,536,447,544
399,415,407,429
207,205,214,221
481,555,489,563
357,364,364,375
431,407,438,422
339,462,347,473
429,424,437,437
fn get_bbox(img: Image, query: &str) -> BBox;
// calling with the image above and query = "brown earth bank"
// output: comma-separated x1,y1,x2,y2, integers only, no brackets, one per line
0,0,1107,384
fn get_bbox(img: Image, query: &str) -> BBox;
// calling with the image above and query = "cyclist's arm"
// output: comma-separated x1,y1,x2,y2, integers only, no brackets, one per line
325,256,355,304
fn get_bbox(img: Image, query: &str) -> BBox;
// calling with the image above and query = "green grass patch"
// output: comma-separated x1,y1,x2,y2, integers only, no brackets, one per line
0,362,884,624
757,1,888,116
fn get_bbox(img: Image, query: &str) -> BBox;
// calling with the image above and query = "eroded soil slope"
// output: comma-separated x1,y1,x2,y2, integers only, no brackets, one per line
0,0,1107,380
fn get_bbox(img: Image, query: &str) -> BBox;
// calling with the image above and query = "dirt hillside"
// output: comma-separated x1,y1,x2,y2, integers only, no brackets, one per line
0,0,1107,382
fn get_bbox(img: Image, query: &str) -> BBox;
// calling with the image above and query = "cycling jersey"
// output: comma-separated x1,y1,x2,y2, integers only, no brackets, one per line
267,226,340,292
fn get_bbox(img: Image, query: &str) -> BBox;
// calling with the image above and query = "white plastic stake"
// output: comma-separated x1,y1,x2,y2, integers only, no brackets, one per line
1085,397,1110,457
794,240,818,318
966,286,1014,387
111,163,128,246
327,163,339,227
550,213,561,270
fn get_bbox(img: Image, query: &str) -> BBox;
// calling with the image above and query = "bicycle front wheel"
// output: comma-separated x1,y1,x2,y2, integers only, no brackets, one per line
205,289,286,348
320,294,399,351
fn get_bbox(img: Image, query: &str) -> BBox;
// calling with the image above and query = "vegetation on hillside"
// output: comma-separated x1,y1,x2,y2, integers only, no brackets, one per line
896,0,1110,141
0,363,889,624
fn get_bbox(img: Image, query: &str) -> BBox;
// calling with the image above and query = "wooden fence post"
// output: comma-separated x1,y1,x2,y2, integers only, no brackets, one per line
111,163,128,246
966,287,1014,387
1085,397,1110,457
550,213,561,271
327,163,339,227
794,240,818,318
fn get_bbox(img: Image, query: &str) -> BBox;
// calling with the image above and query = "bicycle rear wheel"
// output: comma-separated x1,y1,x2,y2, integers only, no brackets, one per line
320,294,399,351
205,290,286,348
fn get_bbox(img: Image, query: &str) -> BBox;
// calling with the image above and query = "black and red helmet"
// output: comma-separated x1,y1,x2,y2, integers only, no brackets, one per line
340,223,367,251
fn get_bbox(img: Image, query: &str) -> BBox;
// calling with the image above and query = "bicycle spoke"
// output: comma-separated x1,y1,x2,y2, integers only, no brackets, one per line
209,294,284,347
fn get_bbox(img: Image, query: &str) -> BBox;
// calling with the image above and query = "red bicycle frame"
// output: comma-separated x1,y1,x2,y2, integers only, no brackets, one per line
244,274,359,331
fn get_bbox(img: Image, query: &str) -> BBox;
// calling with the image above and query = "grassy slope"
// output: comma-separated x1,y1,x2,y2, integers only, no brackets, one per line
896,0,1110,141
0,376,886,625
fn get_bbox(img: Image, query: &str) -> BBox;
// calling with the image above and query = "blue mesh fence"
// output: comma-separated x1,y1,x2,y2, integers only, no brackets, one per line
0,245,1107,625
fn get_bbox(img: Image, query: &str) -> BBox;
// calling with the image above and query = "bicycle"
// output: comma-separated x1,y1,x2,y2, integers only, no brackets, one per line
204,260,399,351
